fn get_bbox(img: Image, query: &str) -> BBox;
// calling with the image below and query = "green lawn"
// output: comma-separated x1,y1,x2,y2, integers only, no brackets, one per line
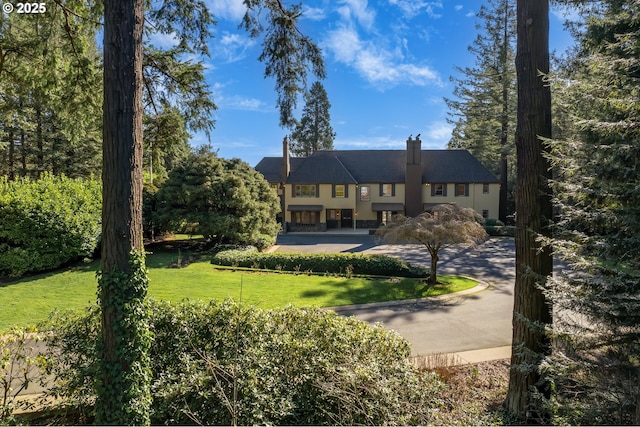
0,248,476,331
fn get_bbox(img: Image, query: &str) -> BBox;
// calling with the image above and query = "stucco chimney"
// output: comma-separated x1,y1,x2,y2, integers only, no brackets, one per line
405,134,423,217
282,136,291,182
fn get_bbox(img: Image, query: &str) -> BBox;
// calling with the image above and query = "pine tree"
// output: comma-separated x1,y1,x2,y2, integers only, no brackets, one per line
290,81,336,157
505,0,553,421
0,6,102,178
542,1,640,423
242,1,326,129
445,0,517,222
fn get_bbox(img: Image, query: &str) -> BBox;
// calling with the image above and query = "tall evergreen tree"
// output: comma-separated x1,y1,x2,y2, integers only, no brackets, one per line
242,1,326,129
290,81,336,157
505,0,553,421
542,0,640,424
0,5,103,178
445,0,517,222
96,0,324,422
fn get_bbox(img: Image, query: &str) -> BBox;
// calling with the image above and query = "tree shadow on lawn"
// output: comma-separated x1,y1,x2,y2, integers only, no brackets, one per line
303,277,461,311
0,257,100,288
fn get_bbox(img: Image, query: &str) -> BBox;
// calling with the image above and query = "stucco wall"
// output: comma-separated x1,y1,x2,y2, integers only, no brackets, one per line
422,183,500,219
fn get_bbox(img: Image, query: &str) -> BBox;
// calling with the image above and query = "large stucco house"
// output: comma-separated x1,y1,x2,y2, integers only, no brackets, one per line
255,135,500,232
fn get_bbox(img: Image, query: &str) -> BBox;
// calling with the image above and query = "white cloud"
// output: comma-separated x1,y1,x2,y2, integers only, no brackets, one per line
337,0,376,30
215,31,256,63
323,26,440,89
454,5,463,12
425,121,453,148
147,31,180,49
335,135,406,150
206,0,246,21
302,6,327,21
388,0,443,19
550,4,581,22
220,95,271,112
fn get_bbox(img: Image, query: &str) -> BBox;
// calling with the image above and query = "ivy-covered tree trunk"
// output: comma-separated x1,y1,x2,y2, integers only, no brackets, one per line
505,0,553,420
97,0,151,424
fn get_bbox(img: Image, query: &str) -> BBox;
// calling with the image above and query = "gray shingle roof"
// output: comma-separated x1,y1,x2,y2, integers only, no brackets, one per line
255,149,498,184
286,155,357,184
422,150,499,183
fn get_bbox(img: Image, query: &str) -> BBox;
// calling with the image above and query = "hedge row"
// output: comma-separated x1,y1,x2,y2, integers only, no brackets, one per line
211,249,428,278
485,225,515,236
42,300,443,425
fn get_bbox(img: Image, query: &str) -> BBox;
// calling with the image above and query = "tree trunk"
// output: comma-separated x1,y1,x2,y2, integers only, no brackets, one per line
7,129,14,180
428,247,439,284
499,0,511,224
98,0,147,423
36,103,43,177
506,0,553,421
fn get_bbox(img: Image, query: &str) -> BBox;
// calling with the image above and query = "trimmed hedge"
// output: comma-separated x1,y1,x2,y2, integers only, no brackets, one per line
42,300,443,425
211,249,428,278
0,174,101,276
485,225,515,236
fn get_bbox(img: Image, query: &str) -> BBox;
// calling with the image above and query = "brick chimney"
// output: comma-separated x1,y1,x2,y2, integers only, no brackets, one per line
282,136,291,182
405,134,423,217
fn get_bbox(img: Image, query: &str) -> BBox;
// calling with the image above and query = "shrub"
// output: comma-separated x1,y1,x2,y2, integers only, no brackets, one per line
211,250,428,277
0,174,101,276
484,218,505,227
155,148,280,246
42,300,442,425
485,225,515,237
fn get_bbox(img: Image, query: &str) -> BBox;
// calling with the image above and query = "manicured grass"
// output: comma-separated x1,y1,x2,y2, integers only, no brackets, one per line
0,249,476,331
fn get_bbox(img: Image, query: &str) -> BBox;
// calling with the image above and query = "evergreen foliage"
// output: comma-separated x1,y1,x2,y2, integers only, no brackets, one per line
43,300,443,425
0,5,103,178
445,0,517,221
155,147,280,248
542,1,640,423
290,81,336,156
242,1,326,129
0,174,101,277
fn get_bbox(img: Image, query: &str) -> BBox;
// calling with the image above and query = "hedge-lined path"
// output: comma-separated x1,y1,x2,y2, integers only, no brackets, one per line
276,234,516,356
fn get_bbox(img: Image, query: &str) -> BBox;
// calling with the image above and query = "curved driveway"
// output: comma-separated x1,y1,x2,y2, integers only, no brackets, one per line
275,235,515,356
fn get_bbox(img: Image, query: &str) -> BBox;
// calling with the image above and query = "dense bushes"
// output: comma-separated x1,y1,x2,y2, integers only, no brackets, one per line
212,249,428,277
43,300,442,425
0,174,101,276
154,147,280,249
484,219,515,237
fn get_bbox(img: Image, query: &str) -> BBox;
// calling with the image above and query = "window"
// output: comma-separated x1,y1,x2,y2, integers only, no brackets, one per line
334,184,346,198
294,211,318,225
381,183,394,197
483,183,490,194
359,185,370,201
433,183,445,196
294,184,317,197
455,183,469,197
381,210,393,224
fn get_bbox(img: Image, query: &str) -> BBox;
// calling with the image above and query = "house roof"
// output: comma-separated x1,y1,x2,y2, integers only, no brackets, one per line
255,149,499,184
421,150,498,183
286,155,358,184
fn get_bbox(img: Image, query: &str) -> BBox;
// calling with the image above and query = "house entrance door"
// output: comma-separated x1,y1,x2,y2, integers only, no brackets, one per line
341,209,353,228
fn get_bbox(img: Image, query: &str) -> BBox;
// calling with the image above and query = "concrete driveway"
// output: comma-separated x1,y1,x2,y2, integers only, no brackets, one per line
275,234,515,356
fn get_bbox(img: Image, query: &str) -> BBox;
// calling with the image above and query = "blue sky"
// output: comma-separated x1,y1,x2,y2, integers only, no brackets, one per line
150,1,576,166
